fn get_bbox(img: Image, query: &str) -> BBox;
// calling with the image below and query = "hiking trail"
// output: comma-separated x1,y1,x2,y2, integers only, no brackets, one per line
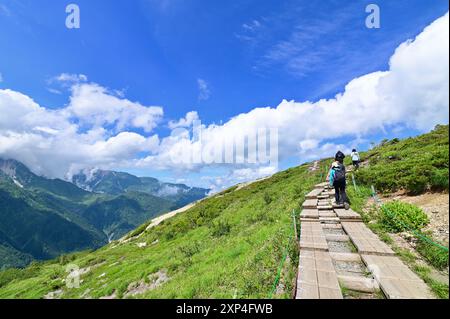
295,180,435,299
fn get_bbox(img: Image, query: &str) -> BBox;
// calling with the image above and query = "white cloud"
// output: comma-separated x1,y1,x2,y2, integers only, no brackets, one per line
0,82,161,179
242,20,261,32
53,73,88,84
201,166,276,193
197,79,211,101
146,12,449,172
168,111,199,129
0,13,448,187
66,83,163,132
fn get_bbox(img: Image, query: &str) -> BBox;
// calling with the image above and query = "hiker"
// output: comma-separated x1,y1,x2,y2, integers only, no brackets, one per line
327,151,350,210
351,149,360,170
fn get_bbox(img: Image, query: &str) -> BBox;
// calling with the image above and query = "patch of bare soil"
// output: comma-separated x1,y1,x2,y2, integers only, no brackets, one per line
124,270,170,298
386,192,449,245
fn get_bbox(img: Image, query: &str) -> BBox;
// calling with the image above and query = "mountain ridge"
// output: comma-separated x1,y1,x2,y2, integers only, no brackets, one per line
0,158,209,270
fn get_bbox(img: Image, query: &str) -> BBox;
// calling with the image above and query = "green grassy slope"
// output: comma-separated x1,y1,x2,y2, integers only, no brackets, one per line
0,167,185,269
0,163,324,298
353,124,449,194
0,125,447,299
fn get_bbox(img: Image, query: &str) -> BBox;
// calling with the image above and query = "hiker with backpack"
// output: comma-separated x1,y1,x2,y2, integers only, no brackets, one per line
326,151,350,210
351,149,360,170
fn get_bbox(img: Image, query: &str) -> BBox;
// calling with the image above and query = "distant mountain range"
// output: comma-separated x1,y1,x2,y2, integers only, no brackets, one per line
0,158,209,270
71,168,209,207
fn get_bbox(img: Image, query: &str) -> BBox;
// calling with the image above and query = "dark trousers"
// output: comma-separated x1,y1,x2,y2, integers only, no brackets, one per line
334,179,348,204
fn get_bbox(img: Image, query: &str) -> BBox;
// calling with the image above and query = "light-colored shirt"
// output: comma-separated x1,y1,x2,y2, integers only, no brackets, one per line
351,152,360,161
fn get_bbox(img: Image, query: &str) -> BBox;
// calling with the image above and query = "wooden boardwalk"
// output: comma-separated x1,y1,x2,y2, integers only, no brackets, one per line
296,182,435,299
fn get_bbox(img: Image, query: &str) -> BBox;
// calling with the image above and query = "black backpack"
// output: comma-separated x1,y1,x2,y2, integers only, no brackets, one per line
333,163,346,183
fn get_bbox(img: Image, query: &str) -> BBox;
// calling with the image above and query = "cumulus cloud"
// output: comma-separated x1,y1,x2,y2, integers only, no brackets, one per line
65,83,163,132
0,13,448,188
147,12,449,176
168,111,199,129
0,81,161,178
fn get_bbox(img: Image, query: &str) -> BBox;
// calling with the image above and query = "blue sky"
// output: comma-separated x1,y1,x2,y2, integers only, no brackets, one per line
0,0,449,190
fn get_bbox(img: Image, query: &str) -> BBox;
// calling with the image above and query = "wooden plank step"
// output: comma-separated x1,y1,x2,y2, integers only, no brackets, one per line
361,255,434,299
300,218,318,223
334,208,362,220
302,199,318,209
305,188,323,199
296,250,343,299
342,222,395,256
300,209,319,219
319,212,337,218
299,222,328,251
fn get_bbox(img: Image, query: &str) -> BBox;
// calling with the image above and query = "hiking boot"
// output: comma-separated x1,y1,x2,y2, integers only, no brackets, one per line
344,202,350,210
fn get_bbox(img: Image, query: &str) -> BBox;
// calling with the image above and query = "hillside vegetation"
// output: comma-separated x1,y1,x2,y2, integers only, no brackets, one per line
354,124,449,194
0,159,208,270
0,125,447,299
0,163,324,298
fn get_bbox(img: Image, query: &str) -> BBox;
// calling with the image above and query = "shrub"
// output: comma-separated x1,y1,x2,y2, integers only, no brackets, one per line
211,220,231,237
403,174,429,195
380,201,429,233
263,192,272,205
430,168,449,191
179,242,201,258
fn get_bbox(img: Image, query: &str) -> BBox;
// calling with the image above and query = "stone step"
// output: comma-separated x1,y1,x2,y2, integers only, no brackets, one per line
322,224,343,229
329,252,361,262
326,234,350,242
319,218,341,224
338,275,380,293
